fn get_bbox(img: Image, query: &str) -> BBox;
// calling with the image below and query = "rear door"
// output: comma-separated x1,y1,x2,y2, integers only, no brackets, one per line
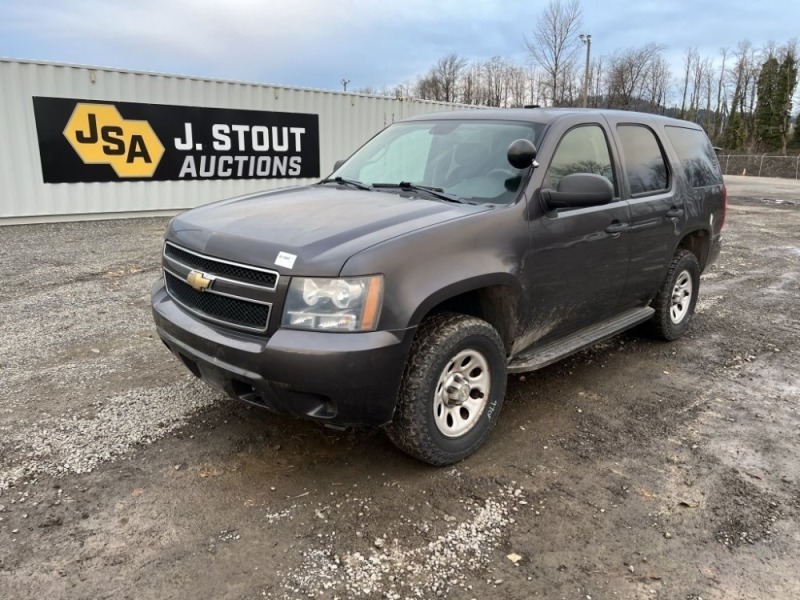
521,118,631,347
606,116,683,307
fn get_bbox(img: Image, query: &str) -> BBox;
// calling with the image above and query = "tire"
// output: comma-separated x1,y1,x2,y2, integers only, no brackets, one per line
650,249,700,341
385,313,507,466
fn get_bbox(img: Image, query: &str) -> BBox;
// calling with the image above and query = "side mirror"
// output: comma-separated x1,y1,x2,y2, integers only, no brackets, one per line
540,173,614,212
332,159,346,172
507,139,537,169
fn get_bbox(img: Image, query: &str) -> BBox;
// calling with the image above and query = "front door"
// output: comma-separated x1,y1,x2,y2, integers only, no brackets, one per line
518,122,631,352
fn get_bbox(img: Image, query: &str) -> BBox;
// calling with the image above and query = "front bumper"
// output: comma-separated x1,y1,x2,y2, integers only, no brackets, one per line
151,279,413,427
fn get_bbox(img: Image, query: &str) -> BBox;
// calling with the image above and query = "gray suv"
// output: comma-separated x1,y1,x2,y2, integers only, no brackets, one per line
151,108,726,465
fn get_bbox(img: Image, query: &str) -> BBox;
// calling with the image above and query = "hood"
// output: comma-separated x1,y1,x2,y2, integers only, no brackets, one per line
167,185,491,276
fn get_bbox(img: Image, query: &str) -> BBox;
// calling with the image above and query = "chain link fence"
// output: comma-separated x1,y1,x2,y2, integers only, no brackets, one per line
719,154,800,179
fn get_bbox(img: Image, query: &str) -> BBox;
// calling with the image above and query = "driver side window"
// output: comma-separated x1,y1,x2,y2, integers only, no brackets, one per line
544,125,616,194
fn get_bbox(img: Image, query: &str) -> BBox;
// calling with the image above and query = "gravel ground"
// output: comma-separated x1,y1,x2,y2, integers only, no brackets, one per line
0,219,219,489
724,174,800,203
0,176,799,599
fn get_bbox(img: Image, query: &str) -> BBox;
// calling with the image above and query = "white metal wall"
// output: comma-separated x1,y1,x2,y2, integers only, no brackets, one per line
0,59,471,223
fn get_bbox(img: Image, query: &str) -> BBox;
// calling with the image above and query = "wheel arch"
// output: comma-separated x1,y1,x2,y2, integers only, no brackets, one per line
677,228,712,271
409,276,523,355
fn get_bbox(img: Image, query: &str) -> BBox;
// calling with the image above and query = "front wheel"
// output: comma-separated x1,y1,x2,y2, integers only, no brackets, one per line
386,313,507,466
650,249,700,340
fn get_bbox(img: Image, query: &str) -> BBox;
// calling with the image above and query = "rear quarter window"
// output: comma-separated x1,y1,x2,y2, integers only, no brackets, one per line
664,126,722,187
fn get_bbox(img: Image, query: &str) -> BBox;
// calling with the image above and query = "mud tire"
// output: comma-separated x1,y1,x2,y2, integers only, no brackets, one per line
385,313,506,466
650,249,701,341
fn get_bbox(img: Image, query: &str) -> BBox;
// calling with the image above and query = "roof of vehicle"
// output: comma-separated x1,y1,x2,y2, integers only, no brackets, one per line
402,108,704,130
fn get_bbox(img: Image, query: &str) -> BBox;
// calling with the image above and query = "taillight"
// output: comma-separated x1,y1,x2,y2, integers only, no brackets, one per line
719,184,727,230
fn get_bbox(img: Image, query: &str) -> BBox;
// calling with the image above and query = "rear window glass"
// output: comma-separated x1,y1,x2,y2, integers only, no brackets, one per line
617,125,669,195
664,126,722,187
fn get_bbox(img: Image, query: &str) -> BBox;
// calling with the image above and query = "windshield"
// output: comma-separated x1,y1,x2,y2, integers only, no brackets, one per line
331,119,544,204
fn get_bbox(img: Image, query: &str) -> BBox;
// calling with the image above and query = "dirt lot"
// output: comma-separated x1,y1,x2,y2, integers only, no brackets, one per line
1,175,798,600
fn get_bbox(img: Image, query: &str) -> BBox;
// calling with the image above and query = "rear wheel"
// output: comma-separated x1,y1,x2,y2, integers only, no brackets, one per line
650,249,700,340
386,313,506,466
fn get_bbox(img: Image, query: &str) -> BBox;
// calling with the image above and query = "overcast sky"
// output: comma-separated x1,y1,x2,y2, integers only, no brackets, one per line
2,0,798,100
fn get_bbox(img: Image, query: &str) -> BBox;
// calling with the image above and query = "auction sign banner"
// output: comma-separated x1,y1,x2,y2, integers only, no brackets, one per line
32,97,320,183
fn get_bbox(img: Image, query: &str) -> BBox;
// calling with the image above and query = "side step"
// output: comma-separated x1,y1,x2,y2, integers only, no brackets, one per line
507,306,654,374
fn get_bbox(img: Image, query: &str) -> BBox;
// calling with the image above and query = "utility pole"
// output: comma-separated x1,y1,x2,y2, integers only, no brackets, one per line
341,79,350,92
579,34,592,108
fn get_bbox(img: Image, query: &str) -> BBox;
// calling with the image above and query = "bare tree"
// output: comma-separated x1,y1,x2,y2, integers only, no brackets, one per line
591,57,604,107
414,54,467,102
605,43,664,110
403,33,796,141
744,45,762,143
714,48,729,137
687,54,708,121
524,0,583,106
508,65,530,107
395,82,415,101
527,66,546,106
646,55,671,111
703,58,715,131
725,40,761,149
433,54,467,103
483,57,511,107
414,74,441,101
679,47,699,118
461,65,479,105
558,61,581,106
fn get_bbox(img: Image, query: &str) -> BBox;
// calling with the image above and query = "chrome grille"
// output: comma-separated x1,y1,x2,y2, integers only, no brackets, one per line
164,242,278,288
164,272,270,331
162,242,279,333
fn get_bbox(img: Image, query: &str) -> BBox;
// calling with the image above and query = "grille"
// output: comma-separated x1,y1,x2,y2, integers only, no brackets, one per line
165,271,270,331
165,243,278,288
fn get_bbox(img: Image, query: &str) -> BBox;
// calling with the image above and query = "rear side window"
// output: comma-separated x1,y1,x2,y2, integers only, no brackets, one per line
617,125,669,195
664,126,722,187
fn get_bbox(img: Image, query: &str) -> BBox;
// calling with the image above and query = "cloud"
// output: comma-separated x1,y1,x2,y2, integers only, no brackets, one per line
2,0,799,93
2,0,535,88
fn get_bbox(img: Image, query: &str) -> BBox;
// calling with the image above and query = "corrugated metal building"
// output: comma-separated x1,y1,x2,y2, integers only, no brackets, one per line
0,59,468,224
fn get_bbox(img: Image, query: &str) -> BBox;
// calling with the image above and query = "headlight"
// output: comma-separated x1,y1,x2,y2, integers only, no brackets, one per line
282,275,383,332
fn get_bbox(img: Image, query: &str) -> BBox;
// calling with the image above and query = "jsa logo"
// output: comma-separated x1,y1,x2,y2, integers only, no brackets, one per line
63,104,165,178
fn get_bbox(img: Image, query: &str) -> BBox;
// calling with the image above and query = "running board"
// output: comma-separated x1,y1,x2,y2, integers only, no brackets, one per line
507,306,655,374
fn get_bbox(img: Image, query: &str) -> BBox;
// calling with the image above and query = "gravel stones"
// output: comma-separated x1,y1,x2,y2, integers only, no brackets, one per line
0,378,218,491
0,217,221,493
281,485,529,599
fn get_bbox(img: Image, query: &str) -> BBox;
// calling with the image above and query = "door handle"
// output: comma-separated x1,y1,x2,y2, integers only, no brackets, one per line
666,207,684,218
605,222,629,234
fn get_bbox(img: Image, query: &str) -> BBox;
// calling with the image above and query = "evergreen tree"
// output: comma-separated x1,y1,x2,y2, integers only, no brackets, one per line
754,50,799,153
754,56,781,150
776,52,798,153
789,115,800,150
725,86,746,150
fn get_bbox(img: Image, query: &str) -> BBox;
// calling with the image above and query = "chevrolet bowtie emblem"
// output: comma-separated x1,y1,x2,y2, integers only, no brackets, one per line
187,270,214,291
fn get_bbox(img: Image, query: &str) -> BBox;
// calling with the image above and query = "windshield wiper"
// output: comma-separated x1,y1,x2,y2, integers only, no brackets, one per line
318,177,372,191
372,182,467,204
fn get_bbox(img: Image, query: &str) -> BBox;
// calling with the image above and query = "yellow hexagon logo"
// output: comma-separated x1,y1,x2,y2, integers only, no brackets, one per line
63,103,165,178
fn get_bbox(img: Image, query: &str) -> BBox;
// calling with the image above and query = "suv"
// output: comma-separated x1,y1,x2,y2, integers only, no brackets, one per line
151,108,725,465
